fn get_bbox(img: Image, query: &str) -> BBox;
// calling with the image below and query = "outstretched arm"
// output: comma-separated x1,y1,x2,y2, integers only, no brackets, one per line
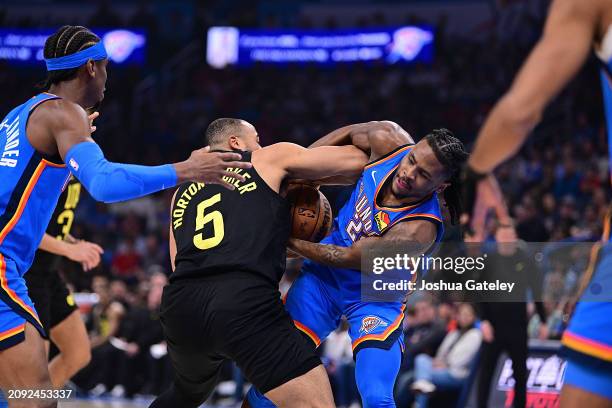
253,142,369,190
309,121,413,162
468,0,598,173
44,101,252,202
288,220,436,271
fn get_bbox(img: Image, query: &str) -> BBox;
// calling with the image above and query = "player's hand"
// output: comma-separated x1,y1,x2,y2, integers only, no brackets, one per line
65,240,104,271
481,320,494,342
126,342,140,357
88,111,99,134
177,146,253,190
461,165,509,240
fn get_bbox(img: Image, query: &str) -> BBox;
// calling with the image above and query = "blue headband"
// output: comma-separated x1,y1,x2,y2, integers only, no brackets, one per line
45,41,108,71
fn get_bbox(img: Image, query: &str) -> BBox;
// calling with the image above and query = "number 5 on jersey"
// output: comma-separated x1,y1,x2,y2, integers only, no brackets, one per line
194,193,225,250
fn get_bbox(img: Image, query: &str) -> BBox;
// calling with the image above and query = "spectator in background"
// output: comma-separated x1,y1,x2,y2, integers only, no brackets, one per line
403,298,448,370
410,303,482,407
476,226,548,408
395,298,448,407
108,272,170,397
73,275,126,395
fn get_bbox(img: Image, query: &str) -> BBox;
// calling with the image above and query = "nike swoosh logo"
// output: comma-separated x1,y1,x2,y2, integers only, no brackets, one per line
371,170,377,183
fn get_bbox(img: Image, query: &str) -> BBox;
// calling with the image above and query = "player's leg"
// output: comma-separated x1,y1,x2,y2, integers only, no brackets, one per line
245,269,342,408
0,323,55,408
347,302,406,408
355,340,403,408
0,256,53,407
264,364,334,408
45,270,88,388
48,311,90,388
560,243,612,406
150,281,226,408
560,359,612,408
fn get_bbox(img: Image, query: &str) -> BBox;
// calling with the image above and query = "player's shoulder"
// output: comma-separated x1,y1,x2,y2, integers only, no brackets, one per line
368,120,414,160
366,143,413,168
33,98,88,129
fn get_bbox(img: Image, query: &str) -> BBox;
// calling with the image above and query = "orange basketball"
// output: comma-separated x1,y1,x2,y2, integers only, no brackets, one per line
286,183,333,242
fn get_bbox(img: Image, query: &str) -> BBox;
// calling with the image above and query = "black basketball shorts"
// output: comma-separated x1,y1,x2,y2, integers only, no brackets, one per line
160,272,321,404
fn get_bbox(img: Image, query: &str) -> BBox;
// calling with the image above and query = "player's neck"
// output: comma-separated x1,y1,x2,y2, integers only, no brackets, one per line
379,182,425,207
47,82,90,109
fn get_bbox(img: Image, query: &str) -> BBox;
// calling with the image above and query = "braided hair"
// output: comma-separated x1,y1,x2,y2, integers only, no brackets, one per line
424,128,469,225
38,26,101,90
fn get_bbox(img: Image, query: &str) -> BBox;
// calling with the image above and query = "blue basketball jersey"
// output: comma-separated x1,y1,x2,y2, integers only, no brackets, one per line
600,52,612,193
329,144,444,249
561,36,612,368
0,93,71,275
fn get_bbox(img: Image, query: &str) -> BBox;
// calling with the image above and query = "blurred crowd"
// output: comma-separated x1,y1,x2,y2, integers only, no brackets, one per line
0,0,608,405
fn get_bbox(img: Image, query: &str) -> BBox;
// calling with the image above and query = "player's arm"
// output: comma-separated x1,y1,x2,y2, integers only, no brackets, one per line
256,143,369,186
288,220,436,271
309,121,413,161
169,190,179,272
38,233,103,271
45,102,252,202
468,0,598,174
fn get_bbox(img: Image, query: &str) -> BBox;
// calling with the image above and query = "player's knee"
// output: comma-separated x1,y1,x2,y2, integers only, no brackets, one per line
69,343,92,370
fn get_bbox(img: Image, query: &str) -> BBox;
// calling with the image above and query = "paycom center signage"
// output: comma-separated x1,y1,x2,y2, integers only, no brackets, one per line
0,29,146,67
207,25,434,68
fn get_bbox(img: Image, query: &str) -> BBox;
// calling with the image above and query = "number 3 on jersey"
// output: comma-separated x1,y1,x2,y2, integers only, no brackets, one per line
194,193,225,250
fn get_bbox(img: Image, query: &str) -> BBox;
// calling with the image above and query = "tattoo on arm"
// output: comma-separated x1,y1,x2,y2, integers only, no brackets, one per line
321,244,349,265
291,239,358,269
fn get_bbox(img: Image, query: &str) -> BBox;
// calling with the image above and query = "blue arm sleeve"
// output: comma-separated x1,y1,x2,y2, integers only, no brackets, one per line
65,141,178,203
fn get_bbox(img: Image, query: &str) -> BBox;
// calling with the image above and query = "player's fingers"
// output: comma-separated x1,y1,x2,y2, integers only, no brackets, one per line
88,111,100,121
91,243,104,254
221,171,247,183
215,152,243,162
90,126,97,133
217,179,237,190
228,160,252,170
91,251,101,264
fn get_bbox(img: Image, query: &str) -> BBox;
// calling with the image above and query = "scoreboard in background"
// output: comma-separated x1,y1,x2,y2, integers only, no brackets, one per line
206,26,434,68
0,29,146,67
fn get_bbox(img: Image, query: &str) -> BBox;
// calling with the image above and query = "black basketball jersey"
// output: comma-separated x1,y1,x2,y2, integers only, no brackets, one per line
28,178,82,275
171,151,291,284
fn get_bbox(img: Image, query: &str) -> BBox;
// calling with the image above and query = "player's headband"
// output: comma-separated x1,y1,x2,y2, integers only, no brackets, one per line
45,41,108,71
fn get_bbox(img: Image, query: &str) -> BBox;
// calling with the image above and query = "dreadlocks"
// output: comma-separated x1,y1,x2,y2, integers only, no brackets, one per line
38,26,101,90
424,128,469,225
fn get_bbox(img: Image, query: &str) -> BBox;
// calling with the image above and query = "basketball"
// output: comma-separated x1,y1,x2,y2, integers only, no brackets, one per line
286,183,333,242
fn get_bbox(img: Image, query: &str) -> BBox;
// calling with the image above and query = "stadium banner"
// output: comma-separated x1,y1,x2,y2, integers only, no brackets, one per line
466,340,565,408
206,25,434,68
0,28,146,66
